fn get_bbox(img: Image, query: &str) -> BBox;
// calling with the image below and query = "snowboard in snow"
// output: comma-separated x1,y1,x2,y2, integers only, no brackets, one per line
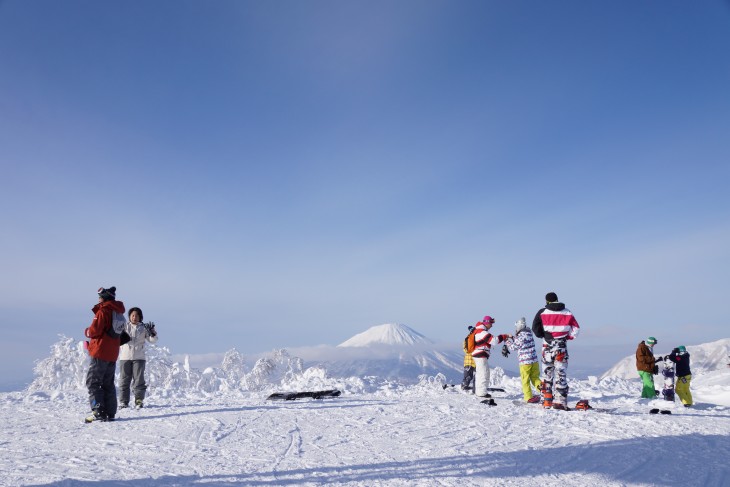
442,385,504,392
266,389,341,401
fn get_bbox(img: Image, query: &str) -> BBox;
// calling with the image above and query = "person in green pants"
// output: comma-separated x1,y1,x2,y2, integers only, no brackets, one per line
636,337,659,398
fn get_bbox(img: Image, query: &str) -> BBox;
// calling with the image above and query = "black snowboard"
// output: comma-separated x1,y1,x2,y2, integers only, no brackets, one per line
442,384,504,392
266,389,342,401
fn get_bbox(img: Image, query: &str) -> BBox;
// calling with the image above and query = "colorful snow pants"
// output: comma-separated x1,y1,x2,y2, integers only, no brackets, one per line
461,365,475,391
675,375,693,406
638,371,656,398
541,340,569,406
519,362,541,401
474,356,491,397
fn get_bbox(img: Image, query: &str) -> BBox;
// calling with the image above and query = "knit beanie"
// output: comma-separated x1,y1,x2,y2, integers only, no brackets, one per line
545,292,558,303
98,286,117,301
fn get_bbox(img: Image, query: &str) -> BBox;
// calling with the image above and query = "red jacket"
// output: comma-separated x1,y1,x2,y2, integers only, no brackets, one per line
85,300,126,362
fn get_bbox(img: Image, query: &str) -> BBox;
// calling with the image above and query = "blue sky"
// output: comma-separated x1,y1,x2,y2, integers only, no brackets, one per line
2,1,729,389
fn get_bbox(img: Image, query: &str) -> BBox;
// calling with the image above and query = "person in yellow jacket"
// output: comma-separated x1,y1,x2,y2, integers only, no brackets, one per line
461,326,476,392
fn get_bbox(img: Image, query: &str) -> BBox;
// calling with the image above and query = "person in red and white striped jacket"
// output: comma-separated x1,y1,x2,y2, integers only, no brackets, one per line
532,292,580,409
471,316,510,397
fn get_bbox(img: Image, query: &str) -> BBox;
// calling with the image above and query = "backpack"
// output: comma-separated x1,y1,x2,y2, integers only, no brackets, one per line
106,310,126,339
465,331,476,354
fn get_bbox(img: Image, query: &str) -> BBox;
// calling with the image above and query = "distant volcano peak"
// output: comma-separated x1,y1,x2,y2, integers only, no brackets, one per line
338,323,434,348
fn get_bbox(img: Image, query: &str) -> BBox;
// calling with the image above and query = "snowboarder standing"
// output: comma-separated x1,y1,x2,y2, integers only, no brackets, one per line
84,286,125,421
532,292,580,410
471,316,510,398
118,307,158,409
504,317,541,403
666,346,693,407
461,325,476,391
636,337,659,399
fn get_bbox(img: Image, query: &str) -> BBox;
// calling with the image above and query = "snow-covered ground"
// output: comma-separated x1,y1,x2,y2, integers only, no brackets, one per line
2,334,730,486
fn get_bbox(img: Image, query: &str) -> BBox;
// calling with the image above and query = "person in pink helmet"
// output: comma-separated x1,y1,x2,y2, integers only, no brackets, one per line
471,316,510,397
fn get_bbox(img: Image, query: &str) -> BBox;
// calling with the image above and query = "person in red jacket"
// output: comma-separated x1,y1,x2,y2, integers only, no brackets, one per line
84,286,125,422
532,292,580,410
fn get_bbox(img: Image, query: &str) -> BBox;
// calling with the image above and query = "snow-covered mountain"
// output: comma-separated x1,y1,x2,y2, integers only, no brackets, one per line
600,338,730,380
338,323,434,347
305,323,463,383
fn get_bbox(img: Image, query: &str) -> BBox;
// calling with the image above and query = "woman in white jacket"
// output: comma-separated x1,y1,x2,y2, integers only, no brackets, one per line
118,307,158,408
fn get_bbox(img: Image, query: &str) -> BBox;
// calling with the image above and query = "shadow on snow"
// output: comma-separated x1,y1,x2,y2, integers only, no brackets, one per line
26,433,730,487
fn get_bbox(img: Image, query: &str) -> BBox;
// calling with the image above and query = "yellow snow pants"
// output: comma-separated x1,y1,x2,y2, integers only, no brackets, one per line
520,362,542,401
675,375,693,406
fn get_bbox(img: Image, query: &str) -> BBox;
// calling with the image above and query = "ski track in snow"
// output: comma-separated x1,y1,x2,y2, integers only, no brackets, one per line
2,387,730,487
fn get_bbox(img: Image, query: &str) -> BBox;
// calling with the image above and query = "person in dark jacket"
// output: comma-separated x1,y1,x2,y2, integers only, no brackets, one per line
666,346,692,407
636,337,659,399
532,292,579,410
84,286,125,421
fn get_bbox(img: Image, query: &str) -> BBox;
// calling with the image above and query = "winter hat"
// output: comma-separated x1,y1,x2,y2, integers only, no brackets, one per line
514,317,526,332
645,336,657,346
467,325,475,332
98,286,117,301
677,345,686,353
482,315,495,324
545,292,558,303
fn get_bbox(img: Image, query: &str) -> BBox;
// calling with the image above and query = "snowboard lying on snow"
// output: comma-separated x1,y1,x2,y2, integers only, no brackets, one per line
511,399,672,415
266,389,342,401
442,384,505,392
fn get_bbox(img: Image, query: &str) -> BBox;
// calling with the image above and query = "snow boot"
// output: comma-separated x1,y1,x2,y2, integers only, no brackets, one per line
542,392,553,409
119,403,129,409
552,403,569,411
135,399,143,409
527,396,540,404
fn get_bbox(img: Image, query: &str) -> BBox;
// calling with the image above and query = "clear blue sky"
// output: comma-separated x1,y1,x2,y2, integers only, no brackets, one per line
2,1,729,389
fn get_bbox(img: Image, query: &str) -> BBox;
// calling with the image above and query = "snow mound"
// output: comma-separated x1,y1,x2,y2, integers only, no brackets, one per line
338,323,433,347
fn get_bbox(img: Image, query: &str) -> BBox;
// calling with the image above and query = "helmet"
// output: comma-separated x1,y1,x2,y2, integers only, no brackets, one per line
677,345,686,353
646,336,657,345
514,317,526,332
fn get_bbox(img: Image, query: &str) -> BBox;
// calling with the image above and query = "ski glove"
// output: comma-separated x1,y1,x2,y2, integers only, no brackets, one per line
145,322,157,337
501,345,510,358
652,365,659,375
655,356,663,362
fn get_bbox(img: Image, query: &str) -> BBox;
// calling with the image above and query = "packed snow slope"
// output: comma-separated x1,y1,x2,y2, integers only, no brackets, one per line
2,337,730,486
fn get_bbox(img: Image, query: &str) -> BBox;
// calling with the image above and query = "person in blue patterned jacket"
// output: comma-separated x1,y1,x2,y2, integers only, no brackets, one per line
504,317,541,403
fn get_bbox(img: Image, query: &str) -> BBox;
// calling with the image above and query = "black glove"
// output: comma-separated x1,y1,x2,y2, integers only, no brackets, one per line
501,345,510,358
655,356,663,362
672,348,679,354
145,322,157,337
652,365,658,375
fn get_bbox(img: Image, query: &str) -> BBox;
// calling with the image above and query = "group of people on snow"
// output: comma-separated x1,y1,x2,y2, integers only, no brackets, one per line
84,286,158,421
462,292,579,410
461,291,693,409
636,337,693,407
